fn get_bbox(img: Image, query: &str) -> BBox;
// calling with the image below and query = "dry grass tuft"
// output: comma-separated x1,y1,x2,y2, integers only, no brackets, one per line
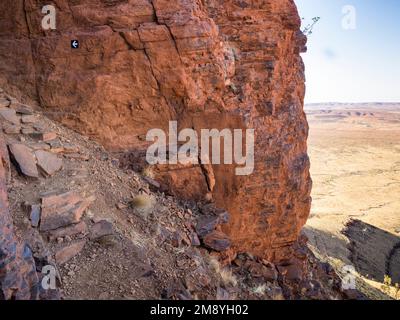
131,194,155,218
131,194,153,208
208,256,238,287
252,284,267,296
219,268,238,287
141,166,154,179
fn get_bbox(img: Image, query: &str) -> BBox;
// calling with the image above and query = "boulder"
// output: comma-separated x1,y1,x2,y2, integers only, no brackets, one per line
0,98,10,107
35,150,63,176
195,216,220,238
21,115,37,124
216,287,230,300
190,232,201,246
10,103,33,115
8,143,39,178
55,240,86,265
62,143,79,154
203,230,231,252
245,260,278,282
89,220,114,240
46,139,64,153
28,142,51,151
0,107,20,125
30,132,57,142
29,204,41,228
40,191,95,231
48,221,88,241
143,176,161,189
277,262,304,282
21,127,37,135
200,204,230,224
2,123,21,134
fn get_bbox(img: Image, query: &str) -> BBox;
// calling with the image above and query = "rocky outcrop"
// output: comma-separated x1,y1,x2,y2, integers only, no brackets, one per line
0,90,345,300
0,133,39,300
0,1,310,262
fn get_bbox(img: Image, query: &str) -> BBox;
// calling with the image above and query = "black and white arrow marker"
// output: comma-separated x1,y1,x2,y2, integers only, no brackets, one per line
71,40,79,49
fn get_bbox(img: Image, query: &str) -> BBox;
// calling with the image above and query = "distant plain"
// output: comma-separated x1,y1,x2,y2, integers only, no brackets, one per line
305,103,400,299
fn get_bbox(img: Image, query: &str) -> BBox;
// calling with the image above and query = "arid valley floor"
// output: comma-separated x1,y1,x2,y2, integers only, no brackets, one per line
305,103,400,299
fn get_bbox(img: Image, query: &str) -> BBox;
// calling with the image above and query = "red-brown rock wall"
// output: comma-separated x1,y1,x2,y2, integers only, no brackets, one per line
0,0,311,262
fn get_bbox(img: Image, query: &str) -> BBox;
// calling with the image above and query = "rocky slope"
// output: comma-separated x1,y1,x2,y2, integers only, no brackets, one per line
0,0,310,263
0,90,346,300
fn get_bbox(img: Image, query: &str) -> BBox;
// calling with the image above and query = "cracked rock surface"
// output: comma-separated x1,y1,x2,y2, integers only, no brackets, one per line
0,0,311,262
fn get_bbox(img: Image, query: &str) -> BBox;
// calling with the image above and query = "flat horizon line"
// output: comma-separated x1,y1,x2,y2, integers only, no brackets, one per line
305,102,400,105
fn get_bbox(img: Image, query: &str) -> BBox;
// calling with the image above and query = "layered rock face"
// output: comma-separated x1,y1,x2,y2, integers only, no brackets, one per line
0,0,311,262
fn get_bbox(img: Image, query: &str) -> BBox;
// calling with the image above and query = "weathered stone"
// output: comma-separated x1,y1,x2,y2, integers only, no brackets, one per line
48,221,88,241
89,220,114,240
245,260,278,282
217,211,230,225
277,262,304,282
21,127,37,135
216,287,230,300
29,204,41,228
63,153,90,161
5,95,17,104
40,191,95,231
46,139,64,153
269,286,285,300
342,289,360,300
143,176,161,189
10,103,33,115
203,230,231,252
0,107,20,125
28,142,51,151
0,0,311,262
196,216,220,238
8,143,39,178
31,131,57,142
162,281,192,300
0,97,10,107
41,190,80,208
2,123,21,134
35,150,63,176
190,232,201,246
0,134,39,299
62,143,79,154
55,240,86,265
200,205,230,224
170,231,183,248
21,114,37,124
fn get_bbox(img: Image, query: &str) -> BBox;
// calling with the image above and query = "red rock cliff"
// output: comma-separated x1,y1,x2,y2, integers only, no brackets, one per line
0,0,311,262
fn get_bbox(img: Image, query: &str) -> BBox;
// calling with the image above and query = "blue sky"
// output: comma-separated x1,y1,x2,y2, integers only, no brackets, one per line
295,0,400,103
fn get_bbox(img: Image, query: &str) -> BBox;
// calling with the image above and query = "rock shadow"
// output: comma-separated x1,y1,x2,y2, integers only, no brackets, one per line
343,219,400,284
